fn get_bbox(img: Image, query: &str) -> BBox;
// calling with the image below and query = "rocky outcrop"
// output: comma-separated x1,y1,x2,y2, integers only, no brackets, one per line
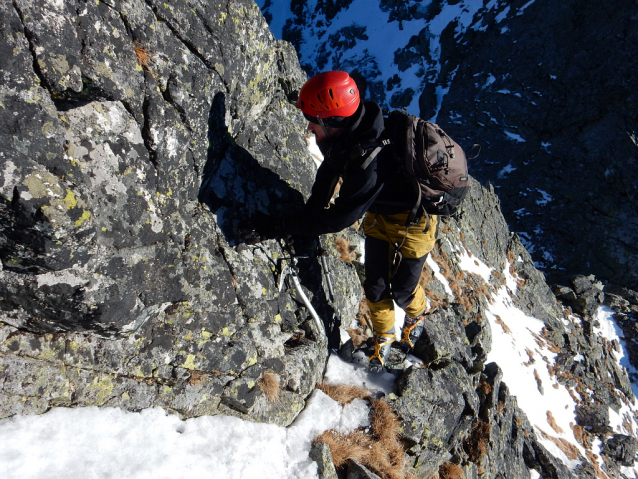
0,0,361,424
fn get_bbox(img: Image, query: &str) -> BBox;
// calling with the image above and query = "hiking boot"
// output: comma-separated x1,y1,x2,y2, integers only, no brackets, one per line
368,332,395,372
401,312,426,349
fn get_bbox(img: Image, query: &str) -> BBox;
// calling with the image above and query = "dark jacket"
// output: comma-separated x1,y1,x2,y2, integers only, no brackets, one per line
283,102,416,236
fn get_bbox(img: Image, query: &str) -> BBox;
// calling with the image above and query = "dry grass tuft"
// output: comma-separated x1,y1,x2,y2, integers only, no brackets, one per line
334,236,356,262
346,327,368,347
314,429,372,468
463,419,491,463
313,395,412,479
494,315,511,334
356,299,373,332
546,411,564,434
133,42,157,80
439,462,466,479
259,370,281,404
537,428,579,460
316,382,371,405
477,381,492,396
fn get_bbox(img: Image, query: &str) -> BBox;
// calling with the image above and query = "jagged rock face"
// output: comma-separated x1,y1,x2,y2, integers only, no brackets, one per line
258,0,638,290
0,0,364,423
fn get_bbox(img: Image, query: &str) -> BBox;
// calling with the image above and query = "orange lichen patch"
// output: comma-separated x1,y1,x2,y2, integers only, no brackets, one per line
259,370,282,404
188,370,207,386
546,411,564,434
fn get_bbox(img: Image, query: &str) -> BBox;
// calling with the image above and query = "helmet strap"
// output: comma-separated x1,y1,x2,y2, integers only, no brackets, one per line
316,116,330,138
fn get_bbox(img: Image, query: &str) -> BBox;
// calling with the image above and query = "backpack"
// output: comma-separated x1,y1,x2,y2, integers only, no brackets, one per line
383,110,470,220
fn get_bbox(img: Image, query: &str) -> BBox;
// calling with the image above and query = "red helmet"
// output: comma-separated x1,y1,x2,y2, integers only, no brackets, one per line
298,71,360,119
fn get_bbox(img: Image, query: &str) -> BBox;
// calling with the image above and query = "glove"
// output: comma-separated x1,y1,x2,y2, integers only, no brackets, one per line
238,213,284,244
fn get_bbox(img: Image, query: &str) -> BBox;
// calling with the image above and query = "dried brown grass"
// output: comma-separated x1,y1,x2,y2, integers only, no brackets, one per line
537,428,579,461
316,382,371,405
523,348,535,366
346,327,368,347
494,315,511,334
463,419,491,463
533,369,543,392
334,236,356,262
438,462,466,479
546,411,564,434
313,395,414,479
133,42,157,80
477,381,492,396
356,299,373,332
259,370,281,404
430,247,468,310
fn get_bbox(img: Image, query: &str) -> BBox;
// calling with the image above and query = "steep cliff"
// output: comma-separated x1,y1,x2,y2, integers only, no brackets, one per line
0,0,358,424
1,1,638,479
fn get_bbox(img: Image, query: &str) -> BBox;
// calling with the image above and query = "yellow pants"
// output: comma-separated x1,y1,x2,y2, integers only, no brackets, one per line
363,211,438,334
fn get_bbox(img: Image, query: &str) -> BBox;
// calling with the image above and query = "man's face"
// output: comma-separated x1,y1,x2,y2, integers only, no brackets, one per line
307,122,343,144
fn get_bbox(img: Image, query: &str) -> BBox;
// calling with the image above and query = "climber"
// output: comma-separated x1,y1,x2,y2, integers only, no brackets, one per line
238,71,438,371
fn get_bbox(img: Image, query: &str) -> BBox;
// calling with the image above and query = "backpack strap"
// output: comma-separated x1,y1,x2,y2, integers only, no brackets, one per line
359,139,391,170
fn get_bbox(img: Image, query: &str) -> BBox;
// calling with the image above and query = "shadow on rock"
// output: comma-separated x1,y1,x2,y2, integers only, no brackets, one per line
198,92,304,245
198,92,342,349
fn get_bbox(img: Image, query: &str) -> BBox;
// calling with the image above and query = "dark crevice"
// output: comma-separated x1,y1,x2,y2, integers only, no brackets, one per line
141,96,159,170
11,0,55,99
116,8,135,41
216,245,247,311
192,6,227,65
160,77,192,131
141,0,228,90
